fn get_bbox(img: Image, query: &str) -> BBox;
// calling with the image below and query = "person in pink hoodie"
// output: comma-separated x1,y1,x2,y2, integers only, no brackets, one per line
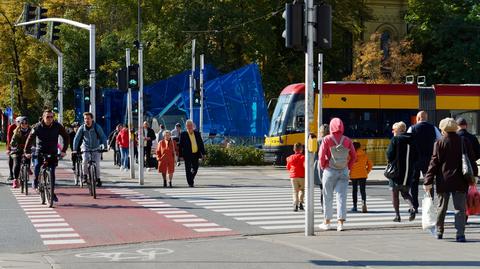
318,118,356,232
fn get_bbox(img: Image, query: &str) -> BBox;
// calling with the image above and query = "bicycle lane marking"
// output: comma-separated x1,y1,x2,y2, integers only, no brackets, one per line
10,188,86,247
74,248,174,262
51,187,237,250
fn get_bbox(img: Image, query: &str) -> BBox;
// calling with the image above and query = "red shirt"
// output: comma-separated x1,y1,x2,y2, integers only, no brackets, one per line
116,128,130,149
286,153,305,178
6,124,17,150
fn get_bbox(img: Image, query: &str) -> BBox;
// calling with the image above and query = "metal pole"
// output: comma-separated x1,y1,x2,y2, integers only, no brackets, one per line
200,54,204,133
317,53,323,134
190,39,196,120
138,44,144,185
10,80,14,118
305,0,315,236
89,24,96,119
58,54,63,124
126,48,135,179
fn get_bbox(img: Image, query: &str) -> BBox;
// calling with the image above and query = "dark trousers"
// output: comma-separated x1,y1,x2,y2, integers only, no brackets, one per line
114,148,121,166
144,146,152,168
12,155,22,179
351,178,367,207
436,192,466,237
410,168,434,210
184,157,199,187
392,185,414,216
8,155,14,178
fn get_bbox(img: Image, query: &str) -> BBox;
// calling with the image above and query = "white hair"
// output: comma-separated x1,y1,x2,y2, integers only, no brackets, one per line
163,130,171,137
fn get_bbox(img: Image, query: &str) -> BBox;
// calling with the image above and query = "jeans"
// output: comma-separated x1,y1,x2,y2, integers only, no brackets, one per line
120,147,129,169
322,168,349,221
34,156,56,188
82,151,101,180
436,192,466,237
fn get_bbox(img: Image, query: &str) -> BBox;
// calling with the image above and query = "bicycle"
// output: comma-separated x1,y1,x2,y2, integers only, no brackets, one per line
38,153,58,208
73,152,84,187
19,155,31,195
80,149,107,199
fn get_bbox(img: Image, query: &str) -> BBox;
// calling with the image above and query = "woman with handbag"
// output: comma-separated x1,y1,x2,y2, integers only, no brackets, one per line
423,118,478,242
386,121,417,222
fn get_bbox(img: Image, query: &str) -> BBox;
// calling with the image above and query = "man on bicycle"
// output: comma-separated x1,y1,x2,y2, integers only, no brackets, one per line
24,109,69,201
73,112,107,187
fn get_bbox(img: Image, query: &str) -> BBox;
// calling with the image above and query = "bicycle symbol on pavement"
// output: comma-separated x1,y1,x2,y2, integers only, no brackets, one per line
75,248,174,262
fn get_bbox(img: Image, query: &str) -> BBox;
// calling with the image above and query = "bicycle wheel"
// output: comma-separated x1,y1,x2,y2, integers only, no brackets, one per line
44,170,54,208
39,172,46,205
20,165,25,194
89,164,97,199
23,165,29,196
74,160,80,186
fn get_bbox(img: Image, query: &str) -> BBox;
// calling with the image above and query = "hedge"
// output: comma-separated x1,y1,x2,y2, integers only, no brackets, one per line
203,144,265,166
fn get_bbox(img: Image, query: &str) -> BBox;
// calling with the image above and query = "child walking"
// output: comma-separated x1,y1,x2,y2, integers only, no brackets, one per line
286,143,305,212
349,142,373,213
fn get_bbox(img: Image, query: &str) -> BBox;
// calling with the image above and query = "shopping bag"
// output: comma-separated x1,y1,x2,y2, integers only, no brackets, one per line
466,185,480,216
422,195,437,230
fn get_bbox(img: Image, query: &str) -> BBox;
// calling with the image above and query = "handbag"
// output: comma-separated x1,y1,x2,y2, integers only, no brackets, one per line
384,161,399,180
461,137,476,184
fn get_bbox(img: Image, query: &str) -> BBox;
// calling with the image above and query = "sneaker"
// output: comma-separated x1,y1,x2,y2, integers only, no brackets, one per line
350,207,357,212
362,203,367,213
337,223,344,232
12,179,19,188
293,205,298,212
53,194,58,202
456,236,466,243
318,223,332,231
436,233,443,240
299,203,304,211
393,215,401,222
96,179,102,187
82,176,88,184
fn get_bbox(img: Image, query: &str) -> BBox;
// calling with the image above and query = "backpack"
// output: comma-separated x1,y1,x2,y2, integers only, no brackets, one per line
328,136,349,169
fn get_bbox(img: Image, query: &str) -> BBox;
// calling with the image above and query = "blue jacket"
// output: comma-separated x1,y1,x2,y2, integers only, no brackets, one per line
73,122,107,151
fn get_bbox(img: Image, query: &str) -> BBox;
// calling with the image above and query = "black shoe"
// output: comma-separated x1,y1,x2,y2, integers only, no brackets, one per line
456,236,466,242
351,207,358,212
96,179,102,187
163,180,167,188
53,194,58,202
82,176,88,184
169,181,172,188
299,203,304,211
293,205,298,212
409,211,416,221
436,233,443,240
393,215,401,222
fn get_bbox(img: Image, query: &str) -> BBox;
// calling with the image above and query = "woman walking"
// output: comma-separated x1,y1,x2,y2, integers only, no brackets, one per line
386,121,416,222
350,142,373,213
156,130,178,187
318,118,356,232
423,118,478,242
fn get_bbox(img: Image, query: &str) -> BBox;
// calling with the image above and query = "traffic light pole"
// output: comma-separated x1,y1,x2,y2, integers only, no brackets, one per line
317,53,323,136
16,18,96,119
126,48,135,179
304,0,315,236
138,44,144,185
47,42,63,124
189,39,196,120
199,54,204,134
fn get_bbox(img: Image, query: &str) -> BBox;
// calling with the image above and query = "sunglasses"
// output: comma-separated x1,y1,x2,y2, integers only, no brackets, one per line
45,116,54,119
21,121,27,124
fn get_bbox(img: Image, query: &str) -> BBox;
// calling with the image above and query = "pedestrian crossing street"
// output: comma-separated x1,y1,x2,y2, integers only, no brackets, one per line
156,186,480,231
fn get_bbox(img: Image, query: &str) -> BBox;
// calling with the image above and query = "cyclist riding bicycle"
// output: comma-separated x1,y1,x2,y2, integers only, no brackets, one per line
24,109,69,201
10,116,31,188
73,112,107,187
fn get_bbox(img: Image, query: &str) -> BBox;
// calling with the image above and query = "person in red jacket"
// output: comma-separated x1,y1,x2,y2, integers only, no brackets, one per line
286,143,305,212
116,125,130,171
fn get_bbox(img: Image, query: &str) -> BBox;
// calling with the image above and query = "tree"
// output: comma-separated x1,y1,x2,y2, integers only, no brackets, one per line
406,0,480,84
347,33,422,83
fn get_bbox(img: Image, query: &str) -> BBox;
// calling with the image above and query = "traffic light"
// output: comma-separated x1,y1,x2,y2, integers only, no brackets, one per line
83,86,91,106
282,1,305,51
315,4,332,49
23,3,37,35
35,7,48,39
128,64,139,90
116,67,128,92
193,90,201,106
48,21,61,42
53,100,59,113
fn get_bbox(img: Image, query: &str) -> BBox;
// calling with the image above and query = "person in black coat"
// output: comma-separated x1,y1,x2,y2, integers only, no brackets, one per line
142,122,157,168
386,121,417,222
108,124,123,166
456,117,480,162
179,120,206,187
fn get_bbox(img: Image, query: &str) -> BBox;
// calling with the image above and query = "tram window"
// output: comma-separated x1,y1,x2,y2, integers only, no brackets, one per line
285,99,305,134
268,95,292,136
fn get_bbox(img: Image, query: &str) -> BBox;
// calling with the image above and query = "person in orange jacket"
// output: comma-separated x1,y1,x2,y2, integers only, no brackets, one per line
286,143,305,212
350,142,373,213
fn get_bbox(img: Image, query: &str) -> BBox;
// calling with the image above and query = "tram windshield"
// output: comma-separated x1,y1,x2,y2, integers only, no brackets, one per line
268,94,305,136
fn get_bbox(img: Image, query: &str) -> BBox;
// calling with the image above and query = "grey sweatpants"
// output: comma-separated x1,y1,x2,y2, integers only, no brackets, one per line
322,168,349,221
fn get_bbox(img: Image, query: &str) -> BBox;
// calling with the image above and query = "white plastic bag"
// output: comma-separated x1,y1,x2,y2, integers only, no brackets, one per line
421,195,437,230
